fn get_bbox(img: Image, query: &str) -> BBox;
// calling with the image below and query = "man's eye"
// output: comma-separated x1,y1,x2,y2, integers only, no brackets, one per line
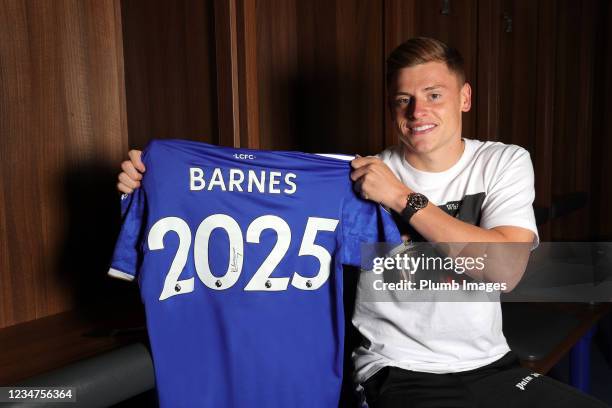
430,93,442,100
395,97,410,106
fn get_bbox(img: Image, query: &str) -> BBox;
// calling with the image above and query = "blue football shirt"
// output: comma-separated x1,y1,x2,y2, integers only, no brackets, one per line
108,139,400,408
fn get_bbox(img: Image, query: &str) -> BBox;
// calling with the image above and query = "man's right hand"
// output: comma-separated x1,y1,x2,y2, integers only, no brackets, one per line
117,150,145,194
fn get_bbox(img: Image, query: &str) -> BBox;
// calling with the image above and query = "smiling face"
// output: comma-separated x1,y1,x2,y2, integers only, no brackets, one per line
389,61,471,168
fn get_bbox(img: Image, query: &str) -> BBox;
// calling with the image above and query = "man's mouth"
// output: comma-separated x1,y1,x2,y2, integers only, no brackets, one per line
409,124,437,135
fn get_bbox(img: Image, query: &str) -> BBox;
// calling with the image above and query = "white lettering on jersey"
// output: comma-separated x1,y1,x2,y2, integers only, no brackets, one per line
190,167,298,194
248,170,266,193
149,214,339,298
233,153,256,160
285,173,297,194
208,168,227,191
229,169,245,192
269,171,281,193
190,168,206,191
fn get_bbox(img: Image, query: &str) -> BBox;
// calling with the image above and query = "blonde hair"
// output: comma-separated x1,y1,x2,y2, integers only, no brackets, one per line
386,37,466,89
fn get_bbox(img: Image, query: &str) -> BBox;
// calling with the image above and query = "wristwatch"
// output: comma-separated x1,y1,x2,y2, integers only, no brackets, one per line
400,192,429,222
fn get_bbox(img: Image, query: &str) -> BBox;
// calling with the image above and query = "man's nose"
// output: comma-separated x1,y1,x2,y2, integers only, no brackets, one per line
407,99,426,120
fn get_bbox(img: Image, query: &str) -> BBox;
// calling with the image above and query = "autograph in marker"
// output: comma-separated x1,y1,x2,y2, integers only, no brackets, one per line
230,248,242,273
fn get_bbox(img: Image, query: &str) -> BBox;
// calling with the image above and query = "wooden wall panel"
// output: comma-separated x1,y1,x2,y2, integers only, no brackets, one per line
495,0,539,151
0,174,8,326
213,0,241,147
550,0,597,240
255,0,298,150
334,1,385,155
236,0,260,148
591,0,612,241
213,0,260,148
383,0,478,146
0,0,127,329
120,0,218,148
532,0,557,241
476,0,502,144
485,0,545,235
256,0,385,155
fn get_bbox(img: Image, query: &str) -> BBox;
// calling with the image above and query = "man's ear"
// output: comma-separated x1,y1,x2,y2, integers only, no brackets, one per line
460,82,472,112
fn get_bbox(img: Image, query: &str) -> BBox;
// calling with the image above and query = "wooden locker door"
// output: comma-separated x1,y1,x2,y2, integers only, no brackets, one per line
255,0,385,155
479,0,555,240
550,0,598,241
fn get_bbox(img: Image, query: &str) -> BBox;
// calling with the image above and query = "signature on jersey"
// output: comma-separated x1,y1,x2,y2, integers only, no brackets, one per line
230,248,243,273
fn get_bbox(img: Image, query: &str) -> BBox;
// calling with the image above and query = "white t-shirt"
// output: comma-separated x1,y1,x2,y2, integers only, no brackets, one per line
352,138,539,382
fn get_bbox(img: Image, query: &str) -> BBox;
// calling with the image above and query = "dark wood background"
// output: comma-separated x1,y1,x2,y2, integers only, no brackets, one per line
1,0,611,330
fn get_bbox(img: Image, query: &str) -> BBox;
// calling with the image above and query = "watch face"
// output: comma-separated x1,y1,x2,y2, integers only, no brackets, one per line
409,193,428,210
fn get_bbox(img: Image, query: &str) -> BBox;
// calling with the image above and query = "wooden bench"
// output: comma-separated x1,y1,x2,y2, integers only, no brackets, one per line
0,301,147,385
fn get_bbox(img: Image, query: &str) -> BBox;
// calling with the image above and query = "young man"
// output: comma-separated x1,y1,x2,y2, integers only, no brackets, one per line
117,38,608,407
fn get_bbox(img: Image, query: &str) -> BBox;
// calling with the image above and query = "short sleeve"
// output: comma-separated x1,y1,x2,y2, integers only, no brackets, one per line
480,147,539,246
340,188,402,267
108,187,147,281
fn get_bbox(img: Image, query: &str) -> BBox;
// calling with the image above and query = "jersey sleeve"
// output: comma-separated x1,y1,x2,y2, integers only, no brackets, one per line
480,147,539,247
107,188,147,282
340,188,402,267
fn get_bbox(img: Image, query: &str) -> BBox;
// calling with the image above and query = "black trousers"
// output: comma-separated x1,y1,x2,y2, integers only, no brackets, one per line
361,352,610,408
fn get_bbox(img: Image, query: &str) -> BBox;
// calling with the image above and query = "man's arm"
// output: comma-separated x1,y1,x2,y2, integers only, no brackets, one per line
351,156,535,290
117,150,145,193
